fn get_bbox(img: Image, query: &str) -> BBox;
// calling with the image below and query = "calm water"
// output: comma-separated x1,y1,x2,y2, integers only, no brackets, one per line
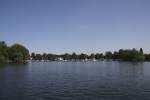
0,61,150,100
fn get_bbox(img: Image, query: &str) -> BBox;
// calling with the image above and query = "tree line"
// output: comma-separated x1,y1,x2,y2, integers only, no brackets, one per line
1,41,150,64
0,41,29,63
31,48,150,62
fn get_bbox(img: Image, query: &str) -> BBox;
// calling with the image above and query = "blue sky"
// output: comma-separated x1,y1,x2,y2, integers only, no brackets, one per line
0,0,150,54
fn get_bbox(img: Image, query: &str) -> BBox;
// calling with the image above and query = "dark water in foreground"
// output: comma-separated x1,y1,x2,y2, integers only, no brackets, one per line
0,61,150,100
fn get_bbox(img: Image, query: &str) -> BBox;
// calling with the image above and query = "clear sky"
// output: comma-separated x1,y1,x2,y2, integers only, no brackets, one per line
0,0,150,54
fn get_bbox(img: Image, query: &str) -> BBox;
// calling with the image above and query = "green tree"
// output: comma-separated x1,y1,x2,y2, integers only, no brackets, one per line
79,53,88,60
0,52,7,63
0,41,8,63
35,54,42,60
137,48,145,61
95,53,103,60
105,52,112,59
43,53,48,60
118,48,145,61
145,54,150,61
89,53,95,59
62,53,71,60
13,52,24,62
8,44,29,62
71,53,78,60
31,52,35,59
113,51,119,60
140,48,143,54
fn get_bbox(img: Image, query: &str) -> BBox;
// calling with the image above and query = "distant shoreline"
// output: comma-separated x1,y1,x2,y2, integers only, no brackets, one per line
1,41,150,64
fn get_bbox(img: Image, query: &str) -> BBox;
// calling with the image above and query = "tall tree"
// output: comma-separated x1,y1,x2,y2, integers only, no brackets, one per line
0,41,8,63
8,44,29,62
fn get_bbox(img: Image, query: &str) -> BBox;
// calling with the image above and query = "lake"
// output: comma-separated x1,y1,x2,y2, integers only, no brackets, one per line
0,61,150,100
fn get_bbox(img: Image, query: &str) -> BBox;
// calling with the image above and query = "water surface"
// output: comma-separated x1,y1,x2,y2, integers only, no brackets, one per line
0,61,150,100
